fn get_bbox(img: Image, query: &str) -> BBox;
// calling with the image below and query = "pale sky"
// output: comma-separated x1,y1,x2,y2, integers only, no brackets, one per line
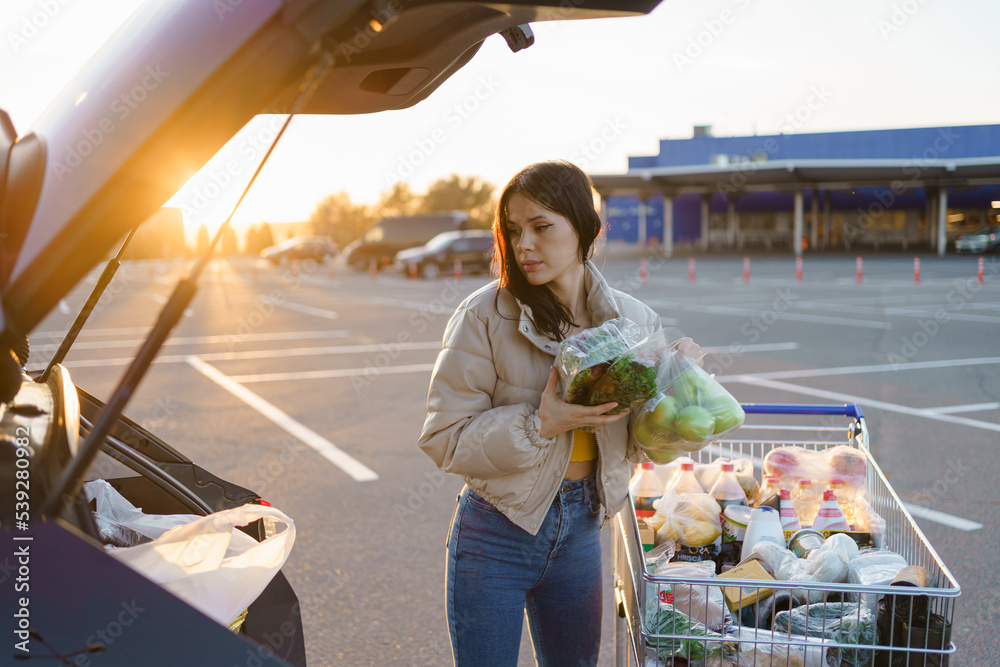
2,0,998,232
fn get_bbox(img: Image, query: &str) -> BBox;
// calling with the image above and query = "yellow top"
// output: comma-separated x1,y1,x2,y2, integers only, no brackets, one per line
570,428,599,462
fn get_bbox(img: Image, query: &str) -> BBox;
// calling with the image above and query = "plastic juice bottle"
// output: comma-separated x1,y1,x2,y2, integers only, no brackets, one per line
829,478,857,526
667,461,705,495
758,476,782,503
792,480,820,526
778,488,801,541
812,490,850,533
629,462,663,520
708,461,748,520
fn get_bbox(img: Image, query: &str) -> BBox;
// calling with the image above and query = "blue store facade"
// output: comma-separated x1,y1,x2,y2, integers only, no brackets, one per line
591,125,1000,255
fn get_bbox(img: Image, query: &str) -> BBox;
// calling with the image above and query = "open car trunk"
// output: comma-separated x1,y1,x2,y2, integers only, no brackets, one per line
0,1,662,664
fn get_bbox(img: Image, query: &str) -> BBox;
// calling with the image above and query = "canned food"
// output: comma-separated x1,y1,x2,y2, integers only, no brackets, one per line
787,528,826,558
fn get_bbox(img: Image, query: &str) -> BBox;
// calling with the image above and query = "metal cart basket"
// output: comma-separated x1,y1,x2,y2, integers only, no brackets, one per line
612,404,961,667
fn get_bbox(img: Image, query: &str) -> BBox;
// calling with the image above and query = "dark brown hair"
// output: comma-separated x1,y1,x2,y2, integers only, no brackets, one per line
492,160,603,341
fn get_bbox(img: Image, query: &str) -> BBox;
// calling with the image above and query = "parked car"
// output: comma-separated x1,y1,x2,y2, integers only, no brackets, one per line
261,235,338,264
0,1,662,665
955,225,1000,253
345,211,468,271
394,230,495,278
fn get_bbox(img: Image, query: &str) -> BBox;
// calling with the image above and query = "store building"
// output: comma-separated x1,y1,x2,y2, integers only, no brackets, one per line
591,124,1000,255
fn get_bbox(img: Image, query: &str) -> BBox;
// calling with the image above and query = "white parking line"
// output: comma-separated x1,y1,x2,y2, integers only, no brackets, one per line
230,363,437,384
720,356,1000,382
926,402,1000,414
902,503,984,531
32,330,350,352
643,299,892,330
150,293,194,317
726,375,1000,434
185,355,378,482
271,299,338,320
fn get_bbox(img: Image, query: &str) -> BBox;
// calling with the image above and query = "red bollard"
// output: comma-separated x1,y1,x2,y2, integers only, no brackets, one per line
856,257,863,284
688,257,696,283
914,257,920,284
639,258,648,285
408,260,417,280
369,257,377,280
743,257,750,284
978,256,985,285
454,259,462,284
795,256,803,283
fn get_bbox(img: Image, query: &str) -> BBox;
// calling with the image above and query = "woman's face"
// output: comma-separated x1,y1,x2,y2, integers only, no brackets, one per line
505,192,583,290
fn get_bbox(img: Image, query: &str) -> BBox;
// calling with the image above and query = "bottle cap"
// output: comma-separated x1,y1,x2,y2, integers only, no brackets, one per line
823,490,835,501
721,462,734,472
780,488,791,500
681,462,694,471
641,462,654,470
766,476,780,483
798,480,811,487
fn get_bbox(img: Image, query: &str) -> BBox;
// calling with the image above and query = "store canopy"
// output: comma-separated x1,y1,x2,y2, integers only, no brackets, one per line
591,157,1000,197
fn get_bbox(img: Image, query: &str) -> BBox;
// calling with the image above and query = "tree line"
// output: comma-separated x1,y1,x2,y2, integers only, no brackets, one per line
122,173,496,259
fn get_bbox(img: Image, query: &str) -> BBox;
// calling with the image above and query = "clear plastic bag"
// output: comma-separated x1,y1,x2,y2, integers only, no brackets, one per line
773,601,877,667
647,560,730,632
847,548,908,615
650,491,722,548
555,317,643,412
634,343,745,459
722,626,841,667
748,533,859,603
762,445,867,493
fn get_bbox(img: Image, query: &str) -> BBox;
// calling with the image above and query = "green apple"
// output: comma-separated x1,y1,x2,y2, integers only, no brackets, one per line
674,405,715,441
672,368,711,407
708,394,745,434
633,414,657,447
647,394,678,431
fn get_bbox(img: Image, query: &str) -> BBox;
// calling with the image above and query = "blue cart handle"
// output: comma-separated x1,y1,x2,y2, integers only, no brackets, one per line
741,403,864,420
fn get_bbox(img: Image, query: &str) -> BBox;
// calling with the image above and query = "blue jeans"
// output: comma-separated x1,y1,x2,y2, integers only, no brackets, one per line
446,475,604,667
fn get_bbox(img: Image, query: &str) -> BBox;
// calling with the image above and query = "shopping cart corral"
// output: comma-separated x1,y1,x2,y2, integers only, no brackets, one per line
612,404,960,667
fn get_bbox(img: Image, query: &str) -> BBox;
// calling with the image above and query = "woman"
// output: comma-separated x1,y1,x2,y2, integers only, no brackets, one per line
419,160,690,666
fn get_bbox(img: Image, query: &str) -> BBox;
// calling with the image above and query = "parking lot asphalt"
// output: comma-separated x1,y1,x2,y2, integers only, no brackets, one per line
28,252,999,666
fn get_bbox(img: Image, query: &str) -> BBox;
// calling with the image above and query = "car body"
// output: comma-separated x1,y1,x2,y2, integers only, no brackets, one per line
261,235,339,264
955,225,1000,253
394,230,495,278
0,1,661,665
346,211,468,270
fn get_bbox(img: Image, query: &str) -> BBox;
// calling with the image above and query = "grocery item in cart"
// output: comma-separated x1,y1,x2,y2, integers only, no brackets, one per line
647,560,729,632
773,601,878,667
740,506,786,562
811,490,850,533
668,461,705,495
709,462,748,524
791,480,821,527
649,491,722,551
779,489,802,540
748,533,859,604
847,549,909,615
763,445,867,492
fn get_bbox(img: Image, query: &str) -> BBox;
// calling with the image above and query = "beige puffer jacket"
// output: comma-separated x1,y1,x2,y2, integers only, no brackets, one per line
418,261,661,535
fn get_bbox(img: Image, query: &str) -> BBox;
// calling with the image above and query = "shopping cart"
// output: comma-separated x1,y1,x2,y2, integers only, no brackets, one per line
612,404,961,667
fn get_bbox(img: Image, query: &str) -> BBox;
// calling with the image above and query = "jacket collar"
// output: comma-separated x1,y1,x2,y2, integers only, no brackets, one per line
515,260,622,354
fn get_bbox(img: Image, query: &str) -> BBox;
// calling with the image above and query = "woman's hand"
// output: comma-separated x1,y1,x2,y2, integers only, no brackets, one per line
537,366,628,440
673,337,703,366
